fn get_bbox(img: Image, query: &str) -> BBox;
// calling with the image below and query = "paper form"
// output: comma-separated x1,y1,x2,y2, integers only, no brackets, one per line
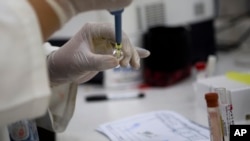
97,111,210,141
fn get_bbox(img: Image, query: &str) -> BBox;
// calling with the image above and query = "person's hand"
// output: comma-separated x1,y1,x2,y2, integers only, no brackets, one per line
47,22,150,86
46,0,132,25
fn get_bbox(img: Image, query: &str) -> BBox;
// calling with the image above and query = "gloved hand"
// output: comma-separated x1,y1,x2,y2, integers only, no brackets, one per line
46,0,132,25
47,22,150,85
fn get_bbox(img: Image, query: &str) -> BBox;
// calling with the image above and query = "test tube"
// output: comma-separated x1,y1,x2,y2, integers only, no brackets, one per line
205,92,224,141
215,88,234,141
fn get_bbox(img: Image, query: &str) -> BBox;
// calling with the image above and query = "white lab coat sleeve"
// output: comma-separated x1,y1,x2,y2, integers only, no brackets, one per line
0,0,51,126
36,43,78,132
0,126,10,141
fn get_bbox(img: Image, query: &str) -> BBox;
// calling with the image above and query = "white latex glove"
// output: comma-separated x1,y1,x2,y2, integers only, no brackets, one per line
48,22,150,85
46,0,132,25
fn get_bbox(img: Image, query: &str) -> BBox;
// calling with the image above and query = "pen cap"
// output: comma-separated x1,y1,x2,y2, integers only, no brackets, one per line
205,92,219,107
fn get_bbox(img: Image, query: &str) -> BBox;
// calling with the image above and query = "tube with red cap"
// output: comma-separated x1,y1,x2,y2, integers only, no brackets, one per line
205,92,224,141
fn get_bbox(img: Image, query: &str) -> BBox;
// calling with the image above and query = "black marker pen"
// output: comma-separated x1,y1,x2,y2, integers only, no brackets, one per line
85,92,145,102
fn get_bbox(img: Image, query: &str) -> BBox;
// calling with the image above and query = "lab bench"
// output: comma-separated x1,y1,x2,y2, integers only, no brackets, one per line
56,51,249,141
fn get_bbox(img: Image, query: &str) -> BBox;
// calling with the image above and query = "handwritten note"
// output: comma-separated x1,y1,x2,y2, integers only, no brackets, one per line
97,111,209,141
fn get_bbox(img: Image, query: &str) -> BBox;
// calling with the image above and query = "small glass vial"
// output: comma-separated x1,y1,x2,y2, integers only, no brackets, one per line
205,93,223,141
113,43,123,61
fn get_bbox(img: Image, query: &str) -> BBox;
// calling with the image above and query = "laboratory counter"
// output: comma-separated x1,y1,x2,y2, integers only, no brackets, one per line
57,51,249,141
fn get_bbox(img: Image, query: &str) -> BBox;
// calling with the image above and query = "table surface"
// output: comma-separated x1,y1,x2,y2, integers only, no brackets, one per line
57,51,250,141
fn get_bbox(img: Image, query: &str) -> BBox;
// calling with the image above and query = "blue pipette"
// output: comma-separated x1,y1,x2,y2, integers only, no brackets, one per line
110,9,124,45
110,9,124,59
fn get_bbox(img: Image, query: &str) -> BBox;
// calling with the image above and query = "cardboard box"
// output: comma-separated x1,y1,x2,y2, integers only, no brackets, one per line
194,75,250,124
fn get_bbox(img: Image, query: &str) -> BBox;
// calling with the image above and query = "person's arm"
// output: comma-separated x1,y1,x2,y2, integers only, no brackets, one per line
28,0,60,41
0,0,51,126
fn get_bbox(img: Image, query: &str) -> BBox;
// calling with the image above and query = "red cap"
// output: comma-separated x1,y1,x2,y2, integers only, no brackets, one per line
205,93,218,107
195,62,206,71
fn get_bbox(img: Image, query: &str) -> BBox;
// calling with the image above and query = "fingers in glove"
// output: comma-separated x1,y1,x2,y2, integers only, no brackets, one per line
87,53,119,71
119,36,132,67
83,23,132,67
81,23,150,69
129,45,140,69
129,47,151,69
134,47,151,58
83,23,115,42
